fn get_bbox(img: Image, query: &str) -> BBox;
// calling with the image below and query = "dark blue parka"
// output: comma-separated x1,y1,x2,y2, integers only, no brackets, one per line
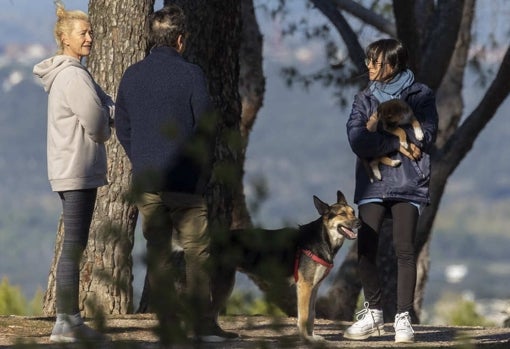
115,46,214,193
346,82,438,206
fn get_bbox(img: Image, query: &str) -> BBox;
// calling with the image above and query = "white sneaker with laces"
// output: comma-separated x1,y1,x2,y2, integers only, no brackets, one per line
343,302,385,340
394,311,414,343
50,322,109,343
49,313,109,343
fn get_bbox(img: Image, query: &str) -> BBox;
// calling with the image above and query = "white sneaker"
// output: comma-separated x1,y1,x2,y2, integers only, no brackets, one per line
394,311,414,343
50,322,109,343
343,302,385,340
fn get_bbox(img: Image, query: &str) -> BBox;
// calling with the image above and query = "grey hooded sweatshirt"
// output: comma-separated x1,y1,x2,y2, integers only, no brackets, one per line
33,55,113,192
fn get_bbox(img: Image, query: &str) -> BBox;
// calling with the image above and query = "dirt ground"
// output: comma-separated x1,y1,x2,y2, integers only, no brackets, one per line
1,314,510,348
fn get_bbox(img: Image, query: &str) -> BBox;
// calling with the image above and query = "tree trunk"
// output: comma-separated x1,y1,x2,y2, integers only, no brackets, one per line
42,216,64,315
316,242,361,320
178,0,243,237
43,0,154,316
231,0,266,230
412,0,475,320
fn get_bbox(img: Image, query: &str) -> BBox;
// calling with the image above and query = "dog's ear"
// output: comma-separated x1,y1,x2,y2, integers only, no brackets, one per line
336,190,347,205
313,195,329,215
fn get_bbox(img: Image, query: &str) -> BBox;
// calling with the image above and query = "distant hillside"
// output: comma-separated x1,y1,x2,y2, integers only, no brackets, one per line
1,53,510,314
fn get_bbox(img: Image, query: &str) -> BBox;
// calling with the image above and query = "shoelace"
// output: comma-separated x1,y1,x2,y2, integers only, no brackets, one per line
354,301,372,321
395,312,414,333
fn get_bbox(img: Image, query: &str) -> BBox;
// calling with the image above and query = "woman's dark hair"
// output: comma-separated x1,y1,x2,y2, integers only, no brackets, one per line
366,38,408,79
148,5,187,48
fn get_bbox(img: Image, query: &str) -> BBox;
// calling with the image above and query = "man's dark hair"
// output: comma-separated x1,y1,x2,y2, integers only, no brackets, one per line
148,5,187,48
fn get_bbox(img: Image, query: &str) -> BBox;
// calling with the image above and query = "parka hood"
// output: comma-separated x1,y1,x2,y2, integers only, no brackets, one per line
33,55,83,92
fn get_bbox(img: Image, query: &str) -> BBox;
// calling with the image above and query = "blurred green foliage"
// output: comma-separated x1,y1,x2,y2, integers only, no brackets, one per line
434,293,494,327
0,277,43,316
225,290,285,317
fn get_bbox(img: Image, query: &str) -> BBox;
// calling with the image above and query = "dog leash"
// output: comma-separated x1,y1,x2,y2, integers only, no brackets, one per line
294,248,333,283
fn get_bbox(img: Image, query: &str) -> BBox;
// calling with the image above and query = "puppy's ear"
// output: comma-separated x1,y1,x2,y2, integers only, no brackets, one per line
313,195,329,215
336,190,347,205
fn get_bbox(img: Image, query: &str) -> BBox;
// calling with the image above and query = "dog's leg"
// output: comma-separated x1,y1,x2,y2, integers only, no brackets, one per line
210,267,236,322
398,142,421,160
391,127,409,149
370,155,402,181
369,159,382,181
308,285,320,336
378,156,401,168
296,276,325,342
363,159,377,182
296,277,314,340
411,117,424,141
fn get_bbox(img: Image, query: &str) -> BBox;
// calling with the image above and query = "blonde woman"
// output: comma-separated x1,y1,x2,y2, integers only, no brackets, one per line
33,0,113,343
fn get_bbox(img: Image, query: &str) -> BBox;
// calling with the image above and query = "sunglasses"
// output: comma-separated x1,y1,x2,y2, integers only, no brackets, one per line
364,58,384,67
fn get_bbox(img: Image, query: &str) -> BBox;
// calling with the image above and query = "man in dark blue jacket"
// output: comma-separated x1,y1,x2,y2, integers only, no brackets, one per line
115,5,237,344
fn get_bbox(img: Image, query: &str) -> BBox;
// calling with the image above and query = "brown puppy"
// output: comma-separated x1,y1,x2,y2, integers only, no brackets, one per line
210,191,360,342
365,99,423,181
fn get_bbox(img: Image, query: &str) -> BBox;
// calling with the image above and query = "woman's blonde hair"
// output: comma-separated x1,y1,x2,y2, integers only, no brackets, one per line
53,0,89,54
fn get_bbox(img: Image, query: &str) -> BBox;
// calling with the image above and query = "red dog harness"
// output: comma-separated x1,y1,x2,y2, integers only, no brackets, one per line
294,248,334,283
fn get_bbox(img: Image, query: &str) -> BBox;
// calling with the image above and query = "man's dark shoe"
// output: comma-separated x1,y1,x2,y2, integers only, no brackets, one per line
195,322,240,343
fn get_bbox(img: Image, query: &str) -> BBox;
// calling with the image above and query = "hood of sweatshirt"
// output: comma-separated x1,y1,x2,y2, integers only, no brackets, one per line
33,55,84,92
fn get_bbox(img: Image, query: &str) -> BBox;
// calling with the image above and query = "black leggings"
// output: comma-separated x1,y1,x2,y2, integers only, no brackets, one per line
56,189,97,314
358,201,418,313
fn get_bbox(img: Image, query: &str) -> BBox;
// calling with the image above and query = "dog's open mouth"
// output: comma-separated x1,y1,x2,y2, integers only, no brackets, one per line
339,226,358,240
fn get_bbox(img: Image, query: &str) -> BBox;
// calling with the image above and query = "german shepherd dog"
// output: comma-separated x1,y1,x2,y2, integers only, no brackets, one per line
210,190,360,342
365,98,423,181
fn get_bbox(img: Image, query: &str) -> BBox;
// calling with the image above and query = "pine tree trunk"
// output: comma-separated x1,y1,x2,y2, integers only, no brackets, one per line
174,0,243,236
43,0,155,316
316,243,361,320
232,0,266,230
42,216,64,315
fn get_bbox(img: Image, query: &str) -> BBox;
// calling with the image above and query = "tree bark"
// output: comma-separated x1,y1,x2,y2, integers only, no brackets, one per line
167,0,242,234
316,242,361,320
43,0,154,316
231,0,266,230
413,0,475,318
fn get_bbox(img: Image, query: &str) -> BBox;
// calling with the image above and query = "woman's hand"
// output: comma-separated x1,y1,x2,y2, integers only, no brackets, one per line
399,142,421,161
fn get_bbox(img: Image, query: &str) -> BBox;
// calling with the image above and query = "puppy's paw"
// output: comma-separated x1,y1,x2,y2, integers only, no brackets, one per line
400,141,409,149
369,161,382,181
389,159,401,167
414,127,424,141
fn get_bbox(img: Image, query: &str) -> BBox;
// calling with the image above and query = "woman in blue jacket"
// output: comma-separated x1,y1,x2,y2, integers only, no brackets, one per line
343,38,438,343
